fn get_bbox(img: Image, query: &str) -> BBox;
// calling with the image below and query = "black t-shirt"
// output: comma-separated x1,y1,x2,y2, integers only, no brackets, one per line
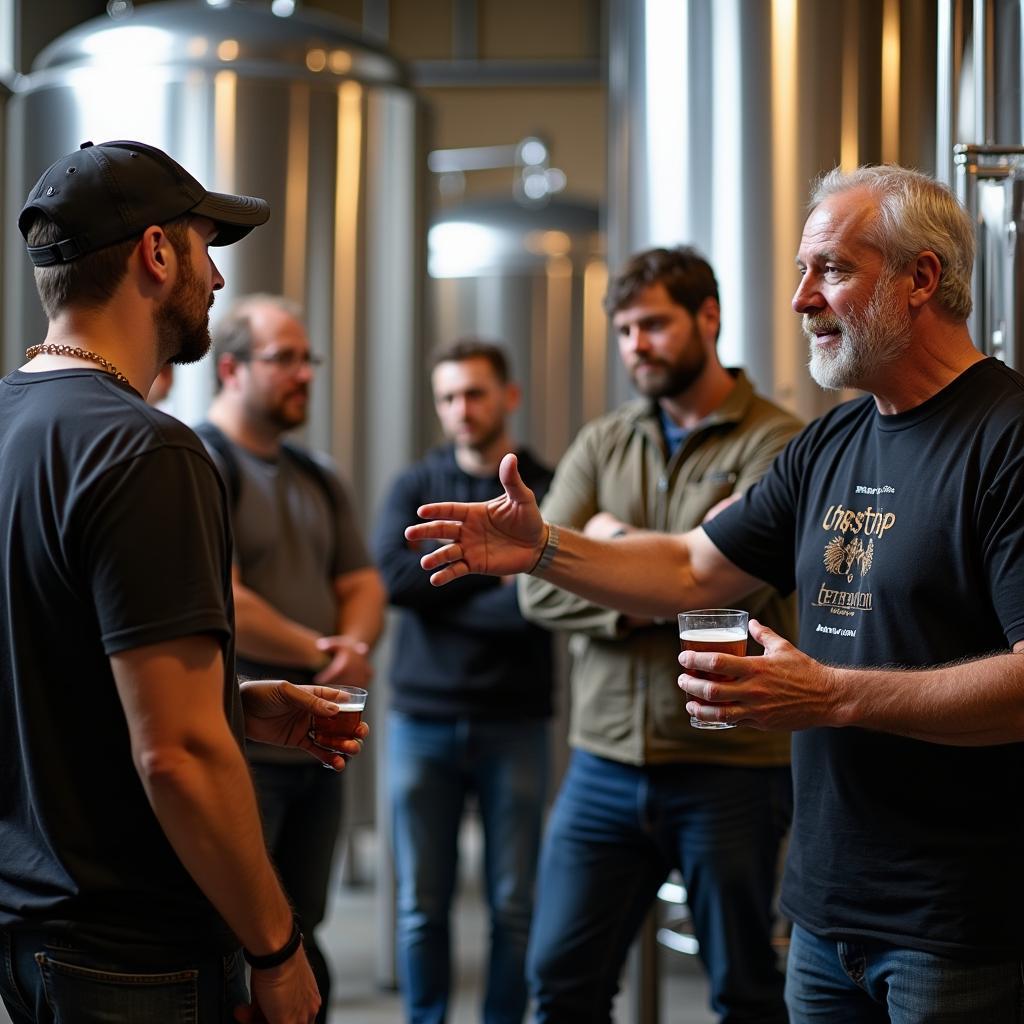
704,358,1024,958
0,368,241,955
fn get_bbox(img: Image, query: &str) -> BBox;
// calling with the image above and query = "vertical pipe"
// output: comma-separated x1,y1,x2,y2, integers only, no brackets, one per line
881,0,901,162
283,83,310,305
582,258,609,425
841,1,861,171
973,0,991,142
771,0,799,408
935,0,956,181
332,80,362,476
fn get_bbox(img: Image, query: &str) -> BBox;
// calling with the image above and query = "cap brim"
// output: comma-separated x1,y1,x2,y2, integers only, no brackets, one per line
191,191,270,246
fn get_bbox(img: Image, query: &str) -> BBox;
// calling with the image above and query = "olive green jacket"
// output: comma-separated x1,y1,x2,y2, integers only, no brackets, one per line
518,370,802,766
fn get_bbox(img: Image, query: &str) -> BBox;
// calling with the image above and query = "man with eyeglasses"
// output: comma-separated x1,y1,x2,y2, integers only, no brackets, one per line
201,293,386,1022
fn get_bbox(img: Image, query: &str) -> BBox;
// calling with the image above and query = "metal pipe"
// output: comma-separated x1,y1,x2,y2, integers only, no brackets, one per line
935,0,958,182
973,0,992,142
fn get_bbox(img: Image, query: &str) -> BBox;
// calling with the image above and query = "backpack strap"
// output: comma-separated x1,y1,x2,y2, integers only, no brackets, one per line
194,422,341,570
193,420,242,509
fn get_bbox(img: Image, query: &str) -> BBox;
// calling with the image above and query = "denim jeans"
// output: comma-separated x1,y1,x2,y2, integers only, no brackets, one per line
0,928,247,1023
388,711,549,1024
526,750,792,1024
785,923,1023,1023
250,758,343,1024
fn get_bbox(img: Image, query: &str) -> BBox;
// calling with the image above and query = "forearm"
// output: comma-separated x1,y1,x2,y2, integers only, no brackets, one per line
831,651,1024,745
334,568,386,646
135,725,294,954
535,526,731,619
234,582,320,669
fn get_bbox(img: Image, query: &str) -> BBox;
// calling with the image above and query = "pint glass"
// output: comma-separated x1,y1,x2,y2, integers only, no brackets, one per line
678,608,748,730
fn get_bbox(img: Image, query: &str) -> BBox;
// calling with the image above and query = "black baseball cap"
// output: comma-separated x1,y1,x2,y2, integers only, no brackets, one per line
19,140,271,267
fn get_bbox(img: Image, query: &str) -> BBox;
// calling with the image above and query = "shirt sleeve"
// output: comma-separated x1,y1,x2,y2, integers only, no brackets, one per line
76,445,232,654
702,428,805,597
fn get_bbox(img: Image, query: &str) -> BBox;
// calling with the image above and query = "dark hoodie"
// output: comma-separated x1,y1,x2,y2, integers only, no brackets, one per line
372,445,554,719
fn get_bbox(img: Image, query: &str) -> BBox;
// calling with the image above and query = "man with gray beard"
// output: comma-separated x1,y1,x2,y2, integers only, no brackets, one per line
408,165,1024,1022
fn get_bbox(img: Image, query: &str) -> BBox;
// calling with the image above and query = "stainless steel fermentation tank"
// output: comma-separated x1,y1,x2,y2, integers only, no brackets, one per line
606,0,938,422
428,196,605,467
3,0,425,522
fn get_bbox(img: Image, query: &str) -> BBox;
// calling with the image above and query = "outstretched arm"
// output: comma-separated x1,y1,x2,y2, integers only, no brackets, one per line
406,453,764,620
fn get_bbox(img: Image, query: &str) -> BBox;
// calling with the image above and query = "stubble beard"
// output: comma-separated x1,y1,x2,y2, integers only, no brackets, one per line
629,335,708,400
158,254,214,366
805,270,913,391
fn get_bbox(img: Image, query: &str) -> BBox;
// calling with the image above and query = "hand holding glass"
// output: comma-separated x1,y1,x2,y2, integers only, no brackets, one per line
678,609,748,730
308,685,367,751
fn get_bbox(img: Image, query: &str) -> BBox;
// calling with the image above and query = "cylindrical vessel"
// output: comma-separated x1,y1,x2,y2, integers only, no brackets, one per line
606,0,938,422
428,196,605,466
4,0,425,523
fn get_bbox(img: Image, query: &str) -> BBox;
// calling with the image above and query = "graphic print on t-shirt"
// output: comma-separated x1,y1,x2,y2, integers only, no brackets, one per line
812,484,897,623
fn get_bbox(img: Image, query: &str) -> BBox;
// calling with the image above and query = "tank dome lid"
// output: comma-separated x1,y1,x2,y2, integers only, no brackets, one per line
432,196,600,236
429,196,603,278
33,0,407,87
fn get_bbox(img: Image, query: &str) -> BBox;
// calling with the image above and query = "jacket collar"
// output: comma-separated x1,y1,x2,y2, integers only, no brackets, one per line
627,367,755,432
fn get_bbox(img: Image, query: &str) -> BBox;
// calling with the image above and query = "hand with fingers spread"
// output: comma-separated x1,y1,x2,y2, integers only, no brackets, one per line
405,452,548,585
679,618,841,731
239,679,370,771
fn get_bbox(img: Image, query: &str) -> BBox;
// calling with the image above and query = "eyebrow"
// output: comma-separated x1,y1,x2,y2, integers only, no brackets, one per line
795,249,845,269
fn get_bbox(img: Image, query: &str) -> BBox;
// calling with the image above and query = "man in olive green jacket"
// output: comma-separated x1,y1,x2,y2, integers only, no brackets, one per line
519,246,801,1024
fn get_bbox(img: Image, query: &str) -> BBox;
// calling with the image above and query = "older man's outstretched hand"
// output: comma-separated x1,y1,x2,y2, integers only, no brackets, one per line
405,452,547,586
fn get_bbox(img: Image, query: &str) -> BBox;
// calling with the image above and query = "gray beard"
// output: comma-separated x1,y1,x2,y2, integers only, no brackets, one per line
805,272,912,391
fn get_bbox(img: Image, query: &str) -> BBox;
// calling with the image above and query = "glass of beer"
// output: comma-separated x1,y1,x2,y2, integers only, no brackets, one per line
678,609,748,730
308,685,367,752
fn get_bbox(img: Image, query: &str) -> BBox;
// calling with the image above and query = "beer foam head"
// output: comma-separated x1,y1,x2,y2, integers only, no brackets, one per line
679,627,747,642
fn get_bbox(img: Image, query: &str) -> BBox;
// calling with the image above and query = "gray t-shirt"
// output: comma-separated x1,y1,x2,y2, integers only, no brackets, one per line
226,444,369,635
203,434,371,763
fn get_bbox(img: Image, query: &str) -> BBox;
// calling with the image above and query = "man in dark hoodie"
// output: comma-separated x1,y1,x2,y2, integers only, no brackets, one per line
372,339,554,1024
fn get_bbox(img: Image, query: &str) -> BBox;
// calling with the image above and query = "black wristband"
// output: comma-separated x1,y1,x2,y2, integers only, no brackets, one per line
243,916,303,970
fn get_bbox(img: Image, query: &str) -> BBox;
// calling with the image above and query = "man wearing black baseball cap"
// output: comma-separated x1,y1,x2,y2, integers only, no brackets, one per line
0,140,363,1024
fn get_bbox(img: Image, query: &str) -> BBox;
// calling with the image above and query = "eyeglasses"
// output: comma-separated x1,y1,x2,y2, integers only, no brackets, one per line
243,350,325,371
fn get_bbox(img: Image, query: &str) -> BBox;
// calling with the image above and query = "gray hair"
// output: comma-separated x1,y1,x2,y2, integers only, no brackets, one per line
810,165,974,322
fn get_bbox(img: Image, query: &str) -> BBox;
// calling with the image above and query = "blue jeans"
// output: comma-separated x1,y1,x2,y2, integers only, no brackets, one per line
785,923,1023,1023
388,711,549,1024
527,750,792,1024
250,758,343,1024
0,928,247,1023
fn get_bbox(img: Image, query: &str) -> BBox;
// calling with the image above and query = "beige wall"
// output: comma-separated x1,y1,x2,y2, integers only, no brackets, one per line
303,0,607,204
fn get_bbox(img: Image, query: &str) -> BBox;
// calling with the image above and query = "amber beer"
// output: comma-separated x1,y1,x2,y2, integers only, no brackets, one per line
308,686,367,752
677,609,748,730
678,629,748,666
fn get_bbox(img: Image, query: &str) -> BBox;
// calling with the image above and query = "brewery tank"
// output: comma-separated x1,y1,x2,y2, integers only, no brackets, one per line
428,196,606,467
4,0,425,521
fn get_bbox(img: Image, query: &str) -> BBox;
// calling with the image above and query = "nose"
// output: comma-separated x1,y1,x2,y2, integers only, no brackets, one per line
210,257,225,292
792,272,823,315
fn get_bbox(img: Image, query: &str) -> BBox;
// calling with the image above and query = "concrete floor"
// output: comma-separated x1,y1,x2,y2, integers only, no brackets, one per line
321,824,718,1024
